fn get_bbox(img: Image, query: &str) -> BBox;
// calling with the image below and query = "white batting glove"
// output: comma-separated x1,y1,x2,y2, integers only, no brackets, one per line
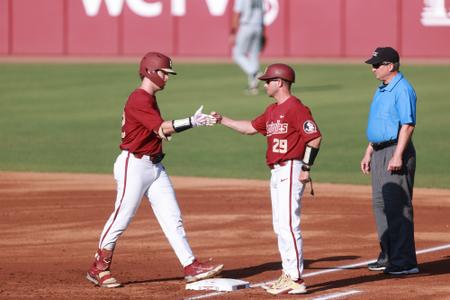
190,105,217,127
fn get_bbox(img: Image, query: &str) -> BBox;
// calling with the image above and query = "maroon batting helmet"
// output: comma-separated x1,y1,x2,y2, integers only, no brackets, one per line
139,52,176,88
258,63,295,83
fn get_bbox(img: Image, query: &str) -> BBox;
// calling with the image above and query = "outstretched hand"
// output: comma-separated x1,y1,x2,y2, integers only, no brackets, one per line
191,105,217,127
210,111,223,124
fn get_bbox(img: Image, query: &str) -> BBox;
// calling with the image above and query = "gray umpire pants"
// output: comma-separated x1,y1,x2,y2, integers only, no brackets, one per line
371,142,418,268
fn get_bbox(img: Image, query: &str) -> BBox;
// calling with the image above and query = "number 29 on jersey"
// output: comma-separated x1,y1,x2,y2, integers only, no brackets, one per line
273,138,287,153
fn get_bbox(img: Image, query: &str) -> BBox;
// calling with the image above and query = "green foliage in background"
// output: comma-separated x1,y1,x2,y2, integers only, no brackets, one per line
0,62,449,188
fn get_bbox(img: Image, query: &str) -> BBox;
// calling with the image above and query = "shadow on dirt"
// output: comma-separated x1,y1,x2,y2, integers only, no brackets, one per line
221,261,281,278
221,255,361,279
307,256,450,294
305,255,361,269
120,256,449,288
123,276,184,286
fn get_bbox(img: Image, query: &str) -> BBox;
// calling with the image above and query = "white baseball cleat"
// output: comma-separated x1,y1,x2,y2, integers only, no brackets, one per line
265,273,307,295
261,272,287,290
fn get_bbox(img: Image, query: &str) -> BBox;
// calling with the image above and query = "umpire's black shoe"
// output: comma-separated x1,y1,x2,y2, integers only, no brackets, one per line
368,261,388,271
384,266,419,275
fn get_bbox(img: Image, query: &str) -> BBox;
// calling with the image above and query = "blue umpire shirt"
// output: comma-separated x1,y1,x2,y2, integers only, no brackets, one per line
366,72,417,143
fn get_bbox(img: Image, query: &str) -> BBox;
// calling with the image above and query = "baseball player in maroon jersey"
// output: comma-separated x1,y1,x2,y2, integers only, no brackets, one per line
86,52,223,288
211,63,322,295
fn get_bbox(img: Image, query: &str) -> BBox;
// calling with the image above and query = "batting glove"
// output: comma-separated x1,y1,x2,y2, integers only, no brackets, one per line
191,105,217,127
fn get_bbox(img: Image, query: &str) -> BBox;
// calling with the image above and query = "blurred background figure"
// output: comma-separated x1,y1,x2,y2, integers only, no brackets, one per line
229,0,266,95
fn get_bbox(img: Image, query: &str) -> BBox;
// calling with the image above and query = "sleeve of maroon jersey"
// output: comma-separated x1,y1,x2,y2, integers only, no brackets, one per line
251,109,269,136
297,105,321,143
128,93,164,133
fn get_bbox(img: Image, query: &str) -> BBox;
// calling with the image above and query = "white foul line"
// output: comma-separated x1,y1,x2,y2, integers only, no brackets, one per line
184,243,450,300
416,243,450,255
311,290,361,300
184,291,224,300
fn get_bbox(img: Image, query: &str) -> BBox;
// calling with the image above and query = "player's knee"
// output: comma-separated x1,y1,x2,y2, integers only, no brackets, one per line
232,48,245,59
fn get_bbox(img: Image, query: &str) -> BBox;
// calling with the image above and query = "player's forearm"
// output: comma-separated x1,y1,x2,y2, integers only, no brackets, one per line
302,136,322,168
306,136,322,149
157,118,203,138
221,116,257,135
157,106,215,139
159,120,176,136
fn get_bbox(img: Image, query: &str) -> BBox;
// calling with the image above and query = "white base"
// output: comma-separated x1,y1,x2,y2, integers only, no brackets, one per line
186,278,250,292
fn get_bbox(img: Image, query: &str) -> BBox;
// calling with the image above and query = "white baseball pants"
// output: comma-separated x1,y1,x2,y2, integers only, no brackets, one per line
98,150,195,267
233,24,263,78
270,160,306,281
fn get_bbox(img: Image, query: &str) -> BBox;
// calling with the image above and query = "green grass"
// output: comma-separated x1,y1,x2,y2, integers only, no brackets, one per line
0,63,449,188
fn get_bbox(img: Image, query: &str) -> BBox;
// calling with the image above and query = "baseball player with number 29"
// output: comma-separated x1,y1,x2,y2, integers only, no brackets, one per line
212,63,322,295
86,52,223,288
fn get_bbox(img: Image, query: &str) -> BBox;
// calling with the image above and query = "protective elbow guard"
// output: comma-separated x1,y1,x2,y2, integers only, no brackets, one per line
303,145,320,166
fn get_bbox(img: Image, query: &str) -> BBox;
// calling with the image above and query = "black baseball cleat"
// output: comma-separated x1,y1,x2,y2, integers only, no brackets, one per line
384,266,419,275
368,261,389,271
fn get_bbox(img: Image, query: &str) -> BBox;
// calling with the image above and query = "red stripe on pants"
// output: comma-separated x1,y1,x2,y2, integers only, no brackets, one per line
288,161,301,279
99,152,130,248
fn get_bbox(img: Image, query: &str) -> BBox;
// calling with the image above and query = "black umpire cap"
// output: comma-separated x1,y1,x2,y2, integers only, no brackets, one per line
365,47,400,64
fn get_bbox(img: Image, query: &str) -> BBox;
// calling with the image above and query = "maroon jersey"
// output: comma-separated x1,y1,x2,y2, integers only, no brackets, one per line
119,89,164,157
251,96,321,166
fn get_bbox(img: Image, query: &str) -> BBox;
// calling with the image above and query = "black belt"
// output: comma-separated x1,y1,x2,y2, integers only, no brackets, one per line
372,140,397,151
149,153,165,164
133,152,165,163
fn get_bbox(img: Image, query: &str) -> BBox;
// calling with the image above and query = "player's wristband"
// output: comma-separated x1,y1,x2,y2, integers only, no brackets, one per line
172,117,193,133
301,165,311,172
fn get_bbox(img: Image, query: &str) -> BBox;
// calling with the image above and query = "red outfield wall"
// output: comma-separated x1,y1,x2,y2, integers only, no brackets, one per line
1,0,450,58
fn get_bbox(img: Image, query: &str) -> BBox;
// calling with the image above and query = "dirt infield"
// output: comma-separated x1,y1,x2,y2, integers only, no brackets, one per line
1,172,449,300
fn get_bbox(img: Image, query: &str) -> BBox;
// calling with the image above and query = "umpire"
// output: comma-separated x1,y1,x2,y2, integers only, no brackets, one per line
360,47,419,275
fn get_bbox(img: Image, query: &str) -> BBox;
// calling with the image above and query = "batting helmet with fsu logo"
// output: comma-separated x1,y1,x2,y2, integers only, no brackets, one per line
139,52,177,88
258,63,295,83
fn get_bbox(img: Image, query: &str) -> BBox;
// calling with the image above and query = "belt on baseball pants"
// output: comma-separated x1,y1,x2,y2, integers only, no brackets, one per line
269,160,289,169
371,139,397,151
132,152,165,164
